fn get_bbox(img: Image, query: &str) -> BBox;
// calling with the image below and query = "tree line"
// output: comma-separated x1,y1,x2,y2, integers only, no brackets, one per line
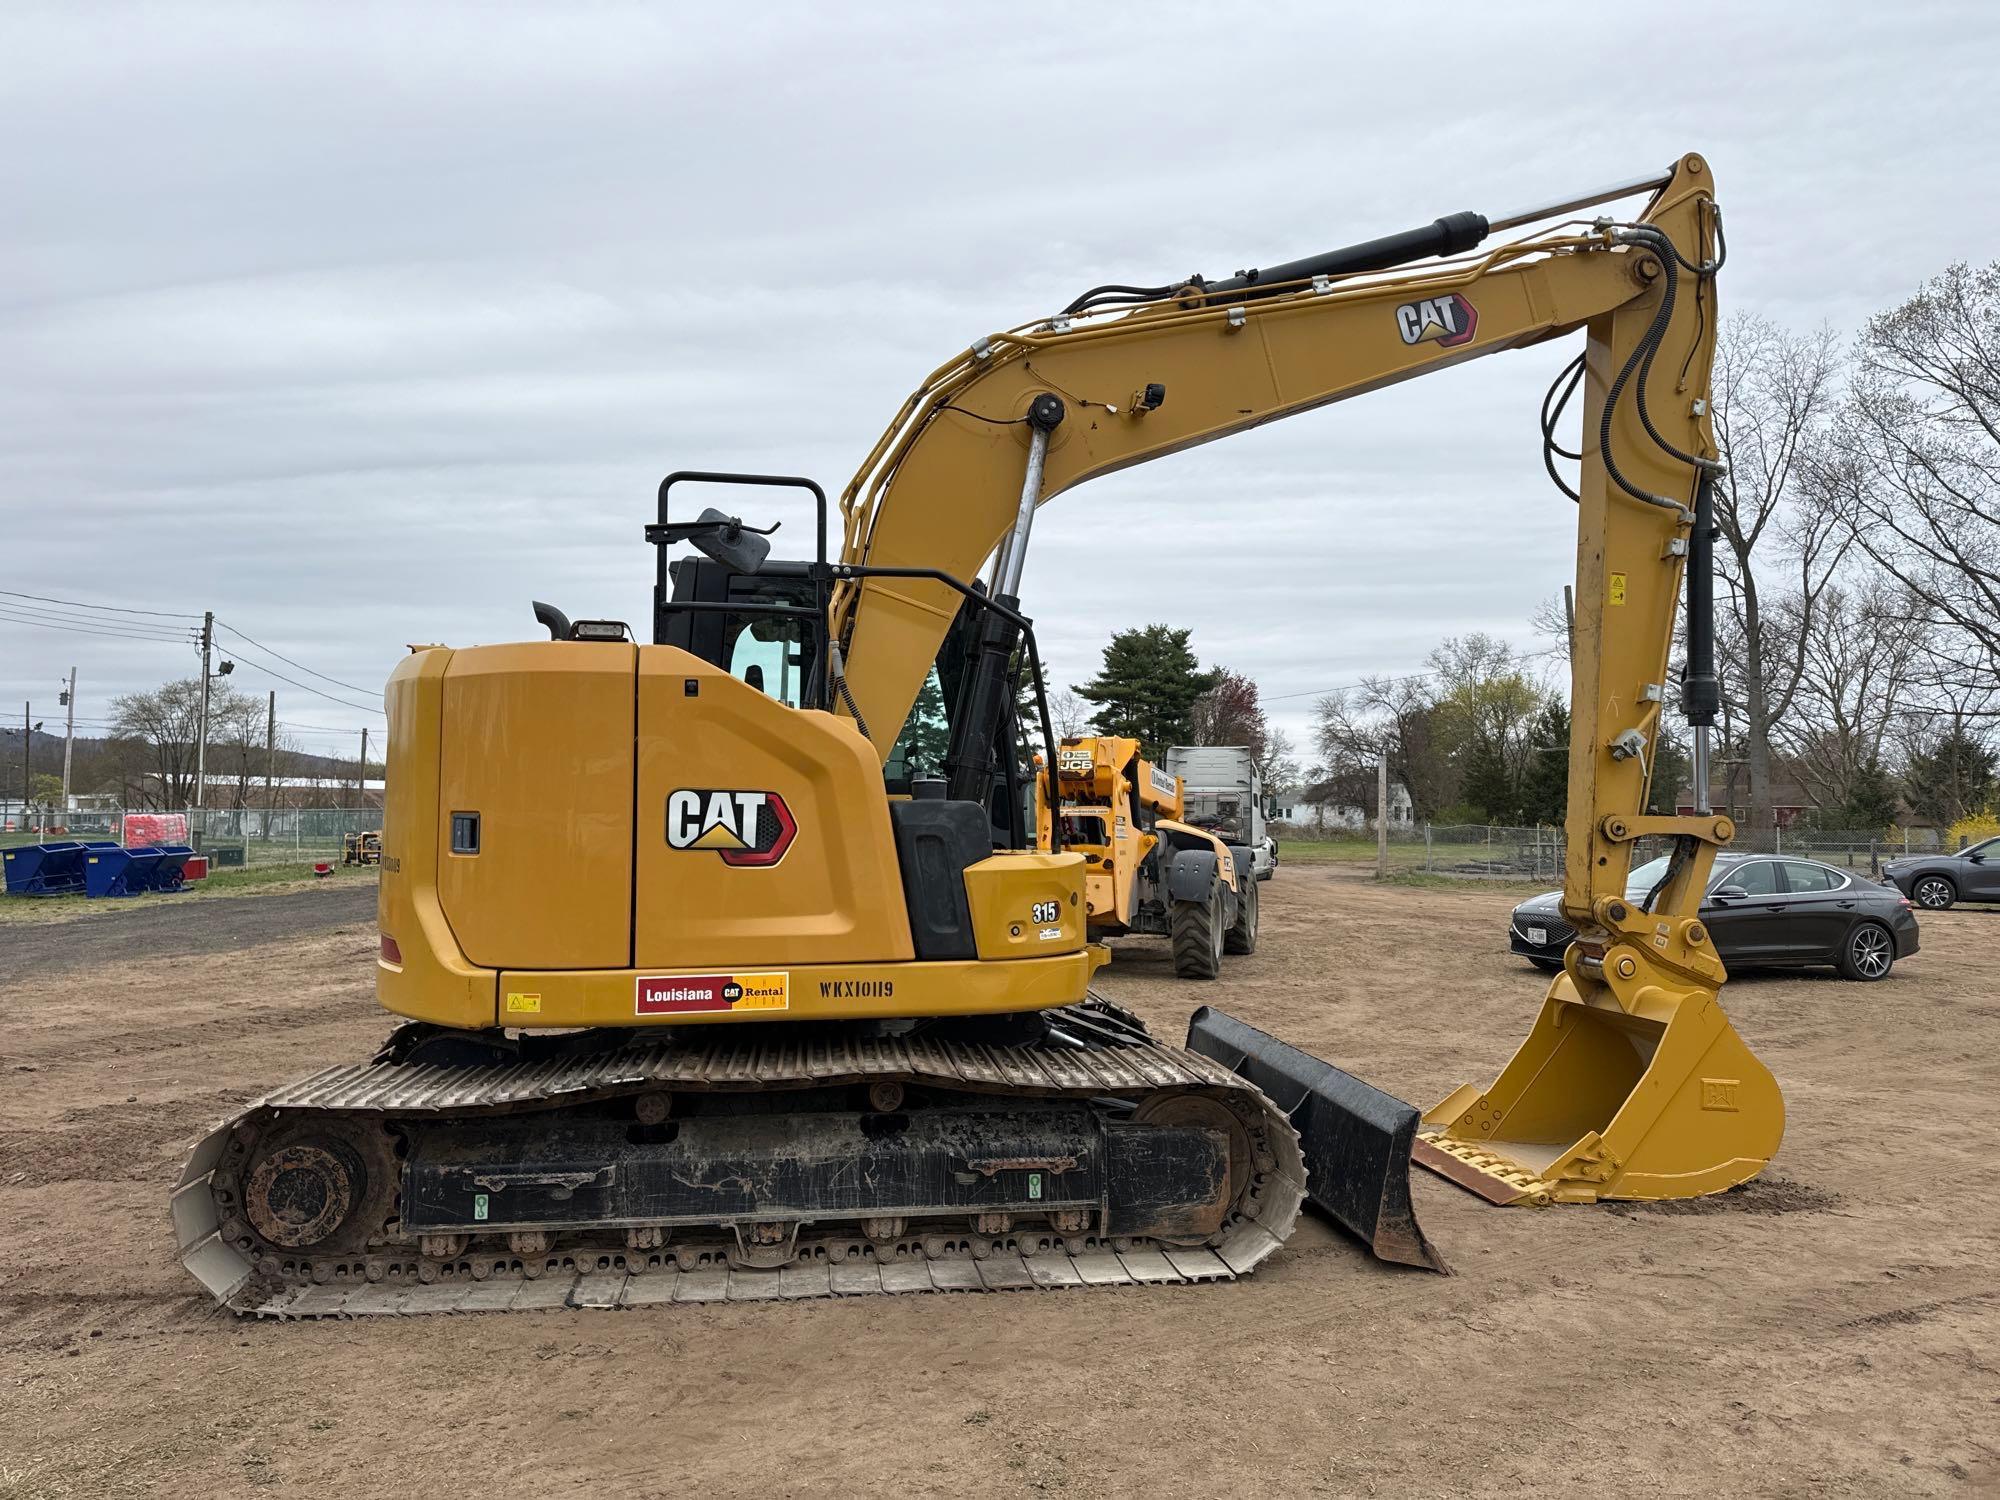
10,676,380,811
1312,258,2000,837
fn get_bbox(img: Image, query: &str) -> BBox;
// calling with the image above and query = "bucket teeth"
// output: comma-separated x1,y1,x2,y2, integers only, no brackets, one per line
1411,1134,1557,1206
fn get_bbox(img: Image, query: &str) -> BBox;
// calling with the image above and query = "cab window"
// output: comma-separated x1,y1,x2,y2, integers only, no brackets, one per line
1782,861,1844,893
725,618,808,707
883,667,952,790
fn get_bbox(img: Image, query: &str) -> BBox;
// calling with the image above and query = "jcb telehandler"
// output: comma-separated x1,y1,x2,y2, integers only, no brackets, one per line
1036,735,1257,978
176,153,1780,1315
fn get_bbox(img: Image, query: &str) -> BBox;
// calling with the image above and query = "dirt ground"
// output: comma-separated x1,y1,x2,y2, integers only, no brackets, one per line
2,867,1996,1498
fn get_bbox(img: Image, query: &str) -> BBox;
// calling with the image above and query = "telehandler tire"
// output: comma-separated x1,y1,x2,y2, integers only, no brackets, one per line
1224,873,1258,955
1171,886,1225,980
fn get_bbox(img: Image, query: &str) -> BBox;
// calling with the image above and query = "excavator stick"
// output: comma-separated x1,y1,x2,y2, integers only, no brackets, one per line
1415,972,1785,1206
1186,1007,1445,1272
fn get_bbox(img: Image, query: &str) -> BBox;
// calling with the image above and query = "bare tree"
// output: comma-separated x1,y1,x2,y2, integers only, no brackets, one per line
1815,261,2000,721
110,677,263,809
1261,728,1303,798
1314,675,1450,822
1710,315,1847,836
1767,581,1920,815
1048,687,1093,740
1187,668,1269,760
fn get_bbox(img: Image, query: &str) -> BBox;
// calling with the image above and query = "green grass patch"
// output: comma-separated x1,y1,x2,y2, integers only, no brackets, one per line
1272,839,1391,863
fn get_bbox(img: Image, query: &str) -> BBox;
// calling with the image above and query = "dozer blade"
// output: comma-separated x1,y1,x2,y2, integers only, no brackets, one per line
1186,1006,1446,1273
1416,974,1784,1206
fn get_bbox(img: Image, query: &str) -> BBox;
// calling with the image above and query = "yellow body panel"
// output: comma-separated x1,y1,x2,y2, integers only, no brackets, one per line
632,652,914,968
962,852,1087,959
437,642,636,970
379,648,498,1030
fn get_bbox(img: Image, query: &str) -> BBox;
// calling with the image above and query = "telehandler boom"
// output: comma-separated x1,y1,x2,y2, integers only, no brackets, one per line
175,152,1779,1316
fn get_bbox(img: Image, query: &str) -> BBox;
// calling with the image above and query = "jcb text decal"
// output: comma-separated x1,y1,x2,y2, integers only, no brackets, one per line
1395,293,1477,349
665,789,797,867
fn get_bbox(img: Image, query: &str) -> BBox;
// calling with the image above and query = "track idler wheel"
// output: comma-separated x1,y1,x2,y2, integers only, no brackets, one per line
237,1120,394,1255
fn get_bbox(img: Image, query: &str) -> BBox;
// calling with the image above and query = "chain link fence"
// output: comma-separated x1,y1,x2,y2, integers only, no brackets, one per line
1277,821,1958,882
4,806,381,866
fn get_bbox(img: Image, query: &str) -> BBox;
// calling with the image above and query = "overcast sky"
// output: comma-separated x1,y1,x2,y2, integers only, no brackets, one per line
4,1,1994,770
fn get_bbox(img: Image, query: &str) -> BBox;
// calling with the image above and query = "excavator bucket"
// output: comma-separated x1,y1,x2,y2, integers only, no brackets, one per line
1414,976,1785,1206
1186,1007,1446,1272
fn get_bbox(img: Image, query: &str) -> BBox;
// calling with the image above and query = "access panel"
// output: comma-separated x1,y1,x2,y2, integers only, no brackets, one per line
437,643,635,970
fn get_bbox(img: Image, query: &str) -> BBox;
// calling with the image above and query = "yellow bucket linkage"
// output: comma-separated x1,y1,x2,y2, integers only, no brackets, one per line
1416,870,1784,1206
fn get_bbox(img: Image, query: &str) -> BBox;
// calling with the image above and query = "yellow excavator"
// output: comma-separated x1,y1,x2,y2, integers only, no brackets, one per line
175,151,1782,1315
1035,735,1258,978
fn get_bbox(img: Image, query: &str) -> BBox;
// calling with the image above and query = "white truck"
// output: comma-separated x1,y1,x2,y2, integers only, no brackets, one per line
1165,745,1276,881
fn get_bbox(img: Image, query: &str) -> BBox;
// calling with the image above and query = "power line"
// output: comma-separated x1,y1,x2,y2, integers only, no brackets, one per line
0,605,200,645
213,620,378,697
0,598,198,637
1265,668,1437,703
0,587,202,620
222,652,384,716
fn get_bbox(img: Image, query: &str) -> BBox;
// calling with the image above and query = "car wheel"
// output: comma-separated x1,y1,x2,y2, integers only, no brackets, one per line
1837,921,1896,981
1912,875,1956,910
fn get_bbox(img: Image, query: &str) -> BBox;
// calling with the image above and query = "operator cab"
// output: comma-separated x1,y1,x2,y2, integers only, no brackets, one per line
529,469,1060,859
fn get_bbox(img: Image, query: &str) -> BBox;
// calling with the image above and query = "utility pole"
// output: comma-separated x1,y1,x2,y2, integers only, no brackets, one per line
60,668,76,820
195,610,214,812
1376,746,1389,878
264,691,276,831
19,701,29,825
358,726,369,805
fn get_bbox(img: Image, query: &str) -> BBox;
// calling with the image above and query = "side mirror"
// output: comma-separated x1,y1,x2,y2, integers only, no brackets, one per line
1711,885,1749,902
645,507,777,574
1968,853,1986,864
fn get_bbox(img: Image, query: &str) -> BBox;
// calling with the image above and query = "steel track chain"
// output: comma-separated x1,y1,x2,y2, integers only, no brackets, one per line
173,999,1306,1317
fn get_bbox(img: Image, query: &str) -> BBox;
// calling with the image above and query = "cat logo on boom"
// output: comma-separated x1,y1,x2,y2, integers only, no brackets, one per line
1394,292,1478,349
665,789,797,867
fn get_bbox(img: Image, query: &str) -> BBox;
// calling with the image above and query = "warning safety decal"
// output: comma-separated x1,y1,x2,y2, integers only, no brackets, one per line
635,971,789,1017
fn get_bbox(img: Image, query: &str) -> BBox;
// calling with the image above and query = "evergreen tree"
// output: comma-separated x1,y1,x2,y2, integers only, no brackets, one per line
1517,696,1571,825
1835,757,1902,830
900,672,951,778
1905,727,1996,828
1647,734,1691,817
1075,625,1220,759
1460,737,1519,823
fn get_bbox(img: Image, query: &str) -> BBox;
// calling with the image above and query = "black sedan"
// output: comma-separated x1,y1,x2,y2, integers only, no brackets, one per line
1882,836,2000,911
1509,851,1920,982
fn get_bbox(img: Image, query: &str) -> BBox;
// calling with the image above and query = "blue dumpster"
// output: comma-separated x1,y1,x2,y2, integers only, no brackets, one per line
2,840,113,896
145,845,196,893
84,845,169,898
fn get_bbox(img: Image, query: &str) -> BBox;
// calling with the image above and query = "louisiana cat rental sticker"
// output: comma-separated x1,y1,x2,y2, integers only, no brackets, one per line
635,971,790,1016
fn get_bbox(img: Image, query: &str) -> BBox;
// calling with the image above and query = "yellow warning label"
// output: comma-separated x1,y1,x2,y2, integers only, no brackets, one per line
1609,573,1628,606
505,992,542,1014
